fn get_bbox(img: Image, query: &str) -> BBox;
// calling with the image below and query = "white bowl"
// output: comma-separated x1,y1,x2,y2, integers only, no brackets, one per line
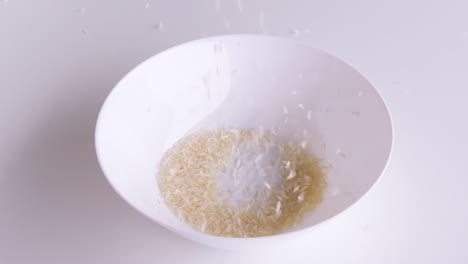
95,35,393,250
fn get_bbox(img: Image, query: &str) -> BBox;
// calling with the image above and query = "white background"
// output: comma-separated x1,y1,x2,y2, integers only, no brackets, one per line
1,0,467,263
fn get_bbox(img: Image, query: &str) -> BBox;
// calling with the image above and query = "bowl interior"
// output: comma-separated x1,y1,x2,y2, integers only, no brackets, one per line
96,35,392,242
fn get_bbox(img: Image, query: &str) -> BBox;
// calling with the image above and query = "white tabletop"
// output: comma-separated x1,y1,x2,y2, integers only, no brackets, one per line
1,0,467,263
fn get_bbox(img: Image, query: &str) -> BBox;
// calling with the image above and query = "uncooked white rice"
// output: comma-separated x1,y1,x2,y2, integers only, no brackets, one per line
158,128,326,237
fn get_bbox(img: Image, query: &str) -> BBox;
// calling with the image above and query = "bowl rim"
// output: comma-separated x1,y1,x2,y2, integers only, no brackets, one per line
95,34,394,241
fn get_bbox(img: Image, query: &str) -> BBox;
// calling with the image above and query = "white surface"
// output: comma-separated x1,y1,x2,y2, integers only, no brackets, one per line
1,0,467,262
95,35,392,249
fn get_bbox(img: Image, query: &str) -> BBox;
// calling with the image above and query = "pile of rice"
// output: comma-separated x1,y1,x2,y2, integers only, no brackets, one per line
158,128,326,237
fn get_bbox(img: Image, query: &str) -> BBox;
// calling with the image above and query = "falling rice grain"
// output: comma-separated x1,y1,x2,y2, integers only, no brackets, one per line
298,193,305,202
236,0,244,12
153,21,165,32
336,148,346,158
275,201,282,216
289,28,300,36
255,154,263,163
293,185,300,192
